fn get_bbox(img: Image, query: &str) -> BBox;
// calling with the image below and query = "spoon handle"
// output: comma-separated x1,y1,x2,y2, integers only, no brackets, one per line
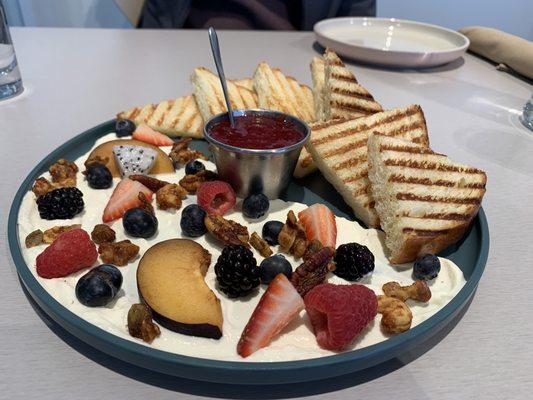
208,27,236,127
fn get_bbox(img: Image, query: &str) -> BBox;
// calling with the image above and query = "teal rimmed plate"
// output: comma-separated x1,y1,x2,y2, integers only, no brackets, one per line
8,120,489,385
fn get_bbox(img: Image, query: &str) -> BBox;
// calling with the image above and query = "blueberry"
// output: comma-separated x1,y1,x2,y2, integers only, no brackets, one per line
76,268,121,307
93,264,122,292
85,163,112,189
242,193,269,219
259,254,292,284
180,204,207,237
123,208,158,238
115,119,136,137
413,254,441,280
185,160,206,175
262,220,284,245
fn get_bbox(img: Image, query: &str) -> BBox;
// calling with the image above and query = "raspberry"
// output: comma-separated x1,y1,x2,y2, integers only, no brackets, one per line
197,181,236,216
304,283,377,351
36,229,98,278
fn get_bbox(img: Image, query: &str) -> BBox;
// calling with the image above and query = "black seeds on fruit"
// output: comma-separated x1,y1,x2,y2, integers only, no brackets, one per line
37,187,84,220
215,245,260,298
333,242,375,281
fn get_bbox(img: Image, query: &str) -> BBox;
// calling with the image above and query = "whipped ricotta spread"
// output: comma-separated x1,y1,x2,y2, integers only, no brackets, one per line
17,133,466,362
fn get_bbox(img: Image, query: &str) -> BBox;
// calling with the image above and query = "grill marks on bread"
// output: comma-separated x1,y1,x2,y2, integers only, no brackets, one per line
117,95,203,138
307,105,430,228
191,67,259,122
324,49,383,119
253,62,317,178
367,133,486,263
253,62,315,123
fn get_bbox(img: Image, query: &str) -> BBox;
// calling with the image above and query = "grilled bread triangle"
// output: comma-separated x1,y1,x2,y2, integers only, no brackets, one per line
253,62,315,123
233,78,254,91
117,95,203,138
191,67,259,121
324,49,383,120
367,133,486,263
253,62,317,178
311,56,326,122
306,104,430,228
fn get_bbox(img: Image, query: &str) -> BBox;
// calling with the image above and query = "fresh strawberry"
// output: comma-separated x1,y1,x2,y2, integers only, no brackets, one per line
237,274,304,358
102,178,153,222
132,124,174,147
298,204,337,248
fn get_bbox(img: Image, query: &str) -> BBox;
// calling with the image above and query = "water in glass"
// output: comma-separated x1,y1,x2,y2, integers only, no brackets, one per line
0,3,23,100
520,95,533,132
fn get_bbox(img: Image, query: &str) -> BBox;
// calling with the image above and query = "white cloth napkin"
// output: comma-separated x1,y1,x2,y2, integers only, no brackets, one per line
459,26,533,79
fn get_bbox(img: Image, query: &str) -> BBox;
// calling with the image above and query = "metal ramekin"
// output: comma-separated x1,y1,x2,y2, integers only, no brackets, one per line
204,109,310,199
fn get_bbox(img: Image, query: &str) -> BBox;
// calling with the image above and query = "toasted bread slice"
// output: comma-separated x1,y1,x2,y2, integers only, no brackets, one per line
233,78,254,91
117,95,203,138
253,62,316,178
367,133,486,263
324,49,382,120
306,105,430,228
253,62,315,123
311,56,326,122
191,67,259,121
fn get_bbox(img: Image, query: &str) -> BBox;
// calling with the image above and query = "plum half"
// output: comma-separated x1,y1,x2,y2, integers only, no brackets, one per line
137,239,223,339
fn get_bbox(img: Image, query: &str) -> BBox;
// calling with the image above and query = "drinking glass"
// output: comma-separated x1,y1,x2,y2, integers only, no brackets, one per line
0,1,23,100
520,95,533,132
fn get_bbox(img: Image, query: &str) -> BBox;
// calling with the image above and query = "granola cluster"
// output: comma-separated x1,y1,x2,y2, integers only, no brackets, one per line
127,303,161,343
179,170,218,193
249,232,273,257
91,224,116,245
137,192,155,215
290,247,335,296
98,240,140,266
25,224,82,248
169,138,208,167
49,159,78,187
205,214,249,247
278,211,309,258
156,183,188,210
32,159,78,197
129,174,170,192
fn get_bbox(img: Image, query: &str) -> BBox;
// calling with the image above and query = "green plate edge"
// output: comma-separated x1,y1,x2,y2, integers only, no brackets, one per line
8,120,490,385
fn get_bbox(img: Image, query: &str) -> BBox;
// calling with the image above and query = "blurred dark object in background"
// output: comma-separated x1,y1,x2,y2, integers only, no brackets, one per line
138,0,376,30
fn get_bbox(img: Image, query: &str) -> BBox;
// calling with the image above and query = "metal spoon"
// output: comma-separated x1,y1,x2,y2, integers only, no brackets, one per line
208,27,235,127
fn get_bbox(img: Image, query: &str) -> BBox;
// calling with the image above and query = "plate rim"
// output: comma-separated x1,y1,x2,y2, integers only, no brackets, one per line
7,120,490,383
314,17,470,57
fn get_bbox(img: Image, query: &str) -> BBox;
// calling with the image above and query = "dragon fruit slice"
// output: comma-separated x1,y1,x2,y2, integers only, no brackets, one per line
113,145,158,177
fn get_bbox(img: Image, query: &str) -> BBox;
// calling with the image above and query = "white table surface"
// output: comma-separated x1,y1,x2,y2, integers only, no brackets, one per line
1,27,532,400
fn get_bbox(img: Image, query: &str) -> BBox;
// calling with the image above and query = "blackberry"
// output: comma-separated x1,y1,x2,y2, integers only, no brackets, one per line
215,245,260,298
333,243,375,281
37,187,84,220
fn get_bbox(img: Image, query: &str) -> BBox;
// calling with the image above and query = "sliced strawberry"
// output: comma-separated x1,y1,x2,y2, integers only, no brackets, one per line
102,178,153,222
197,181,236,216
132,124,174,147
237,273,304,358
298,204,337,248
